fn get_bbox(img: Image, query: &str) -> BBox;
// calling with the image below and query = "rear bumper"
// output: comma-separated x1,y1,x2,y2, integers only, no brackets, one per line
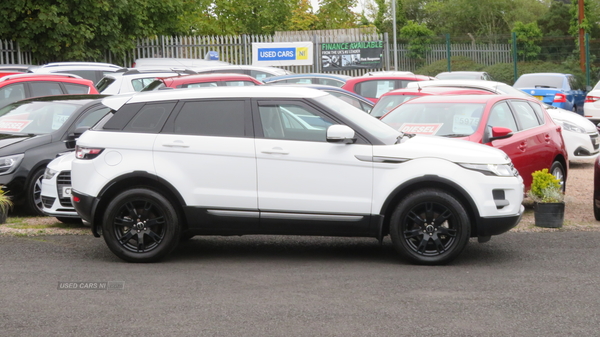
71,189,97,224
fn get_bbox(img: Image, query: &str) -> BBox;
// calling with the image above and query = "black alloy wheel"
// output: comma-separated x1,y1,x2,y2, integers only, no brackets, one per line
390,189,470,265
102,188,180,262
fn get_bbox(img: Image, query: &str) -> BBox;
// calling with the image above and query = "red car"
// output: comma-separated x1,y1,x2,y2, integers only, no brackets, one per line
142,73,263,91
380,95,568,189
371,86,491,118
0,73,98,108
594,155,600,220
341,71,433,103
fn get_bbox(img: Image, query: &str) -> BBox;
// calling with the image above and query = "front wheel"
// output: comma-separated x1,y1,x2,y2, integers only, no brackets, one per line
25,167,46,216
389,189,471,265
102,188,181,262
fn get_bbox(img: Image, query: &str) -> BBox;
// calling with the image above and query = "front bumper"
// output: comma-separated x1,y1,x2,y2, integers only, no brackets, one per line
477,205,524,237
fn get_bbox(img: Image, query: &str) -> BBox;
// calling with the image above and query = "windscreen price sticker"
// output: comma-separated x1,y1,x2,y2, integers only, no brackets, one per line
0,119,32,132
399,123,442,135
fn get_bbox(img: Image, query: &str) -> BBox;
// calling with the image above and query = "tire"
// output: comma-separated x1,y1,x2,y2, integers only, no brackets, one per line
389,188,471,265
595,198,600,221
550,161,566,192
102,188,181,262
25,167,46,216
179,232,195,242
56,217,83,225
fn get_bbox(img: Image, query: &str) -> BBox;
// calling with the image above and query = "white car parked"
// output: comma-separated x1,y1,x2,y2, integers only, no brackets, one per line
96,69,197,95
406,80,600,161
41,152,79,222
71,86,524,265
584,80,600,123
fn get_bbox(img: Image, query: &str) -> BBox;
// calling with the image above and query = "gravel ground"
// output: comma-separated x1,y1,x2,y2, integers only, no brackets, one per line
0,159,597,236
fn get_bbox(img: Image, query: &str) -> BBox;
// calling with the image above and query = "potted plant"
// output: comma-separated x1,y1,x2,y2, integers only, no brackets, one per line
528,168,564,228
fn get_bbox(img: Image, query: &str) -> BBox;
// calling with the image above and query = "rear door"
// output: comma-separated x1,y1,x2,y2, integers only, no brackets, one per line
153,99,258,231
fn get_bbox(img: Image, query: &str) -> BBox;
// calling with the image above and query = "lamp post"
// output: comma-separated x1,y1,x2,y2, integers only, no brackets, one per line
391,0,398,70
579,0,585,73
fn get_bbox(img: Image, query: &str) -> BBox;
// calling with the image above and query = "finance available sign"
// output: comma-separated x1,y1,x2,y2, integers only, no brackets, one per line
252,42,313,66
321,41,383,71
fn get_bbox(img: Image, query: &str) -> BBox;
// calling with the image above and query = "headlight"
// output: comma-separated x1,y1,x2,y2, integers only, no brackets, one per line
0,154,24,175
459,163,518,177
555,120,585,133
43,167,58,180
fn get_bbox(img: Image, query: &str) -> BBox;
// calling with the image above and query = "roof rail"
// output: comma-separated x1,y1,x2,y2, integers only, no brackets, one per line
119,68,198,76
0,72,84,82
40,62,123,69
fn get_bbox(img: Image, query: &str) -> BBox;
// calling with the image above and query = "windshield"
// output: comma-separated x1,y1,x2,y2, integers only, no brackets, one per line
381,102,485,137
436,73,483,80
314,94,400,144
0,101,79,134
514,75,565,89
371,95,420,118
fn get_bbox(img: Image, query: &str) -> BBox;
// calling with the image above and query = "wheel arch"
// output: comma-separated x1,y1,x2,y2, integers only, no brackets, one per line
379,175,481,237
92,171,188,233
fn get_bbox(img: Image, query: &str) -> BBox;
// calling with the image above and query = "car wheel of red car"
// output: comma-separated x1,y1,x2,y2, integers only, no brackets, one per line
550,161,566,192
594,199,600,221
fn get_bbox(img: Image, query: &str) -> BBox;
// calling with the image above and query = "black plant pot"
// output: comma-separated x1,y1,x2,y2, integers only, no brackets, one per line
534,202,565,228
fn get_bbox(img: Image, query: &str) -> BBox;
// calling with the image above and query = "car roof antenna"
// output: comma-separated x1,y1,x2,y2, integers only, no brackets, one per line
416,81,422,92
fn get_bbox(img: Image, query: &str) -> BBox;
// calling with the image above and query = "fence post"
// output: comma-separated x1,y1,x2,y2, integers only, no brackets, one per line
585,33,590,88
313,34,319,73
512,32,518,84
384,32,390,71
446,34,451,72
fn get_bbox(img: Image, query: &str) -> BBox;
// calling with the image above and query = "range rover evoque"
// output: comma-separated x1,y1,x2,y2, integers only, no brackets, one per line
71,86,524,265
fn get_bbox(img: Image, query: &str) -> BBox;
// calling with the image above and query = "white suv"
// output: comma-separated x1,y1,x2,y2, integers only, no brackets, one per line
71,87,524,264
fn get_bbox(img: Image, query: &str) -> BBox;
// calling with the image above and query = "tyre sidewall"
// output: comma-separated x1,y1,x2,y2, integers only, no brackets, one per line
390,189,470,265
102,188,180,262
26,167,46,216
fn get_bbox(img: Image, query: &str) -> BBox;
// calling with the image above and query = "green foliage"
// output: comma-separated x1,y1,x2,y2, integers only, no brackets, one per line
315,0,359,29
0,0,188,62
528,169,563,203
512,21,542,61
0,188,13,216
415,56,485,76
399,21,434,61
537,1,570,36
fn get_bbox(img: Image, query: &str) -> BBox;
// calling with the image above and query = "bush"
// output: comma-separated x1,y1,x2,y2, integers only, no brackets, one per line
528,168,564,203
415,56,486,76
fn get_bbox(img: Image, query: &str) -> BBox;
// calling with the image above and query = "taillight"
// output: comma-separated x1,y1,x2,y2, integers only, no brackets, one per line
75,145,104,159
553,93,567,103
585,95,600,103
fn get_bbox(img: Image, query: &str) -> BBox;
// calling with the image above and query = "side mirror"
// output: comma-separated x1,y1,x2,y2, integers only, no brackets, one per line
326,125,356,144
65,126,90,149
488,126,513,142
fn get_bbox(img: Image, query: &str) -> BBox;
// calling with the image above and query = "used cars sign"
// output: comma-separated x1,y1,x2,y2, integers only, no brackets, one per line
252,42,313,66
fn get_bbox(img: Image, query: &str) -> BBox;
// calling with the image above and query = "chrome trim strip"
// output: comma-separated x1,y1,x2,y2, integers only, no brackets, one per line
355,155,410,163
260,212,364,222
207,210,260,218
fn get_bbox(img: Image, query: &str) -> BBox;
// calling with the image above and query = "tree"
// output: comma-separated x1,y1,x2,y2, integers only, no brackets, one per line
315,0,359,29
399,20,434,61
0,0,189,62
289,0,319,31
512,21,543,61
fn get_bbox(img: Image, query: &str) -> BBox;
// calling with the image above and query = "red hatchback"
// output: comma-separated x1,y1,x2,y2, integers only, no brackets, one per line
380,95,569,189
371,86,491,118
0,73,98,108
341,71,432,103
142,73,263,91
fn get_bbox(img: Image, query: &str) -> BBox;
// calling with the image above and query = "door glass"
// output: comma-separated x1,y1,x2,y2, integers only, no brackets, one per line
30,82,63,96
512,100,541,130
487,102,518,131
64,83,90,94
174,100,245,137
0,83,26,107
259,103,334,142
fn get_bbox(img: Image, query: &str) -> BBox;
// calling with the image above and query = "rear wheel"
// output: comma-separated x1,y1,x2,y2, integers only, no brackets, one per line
389,188,471,265
550,161,566,192
594,197,600,221
102,188,181,262
25,167,46,216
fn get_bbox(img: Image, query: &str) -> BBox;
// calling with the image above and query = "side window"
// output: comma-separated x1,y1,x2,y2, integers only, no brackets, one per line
224,81,256,86
250,70,271,81
75,107,111,129
487,101,518,131
528,101,546,123
319,78,344,87
511,100,541,130
131,78,158,91
258,102,334,142
30,82,63,96
123,102,175,133
174,100,245,137
355,80,395,99
0,83,26,107
184,82,218,88
63,83,90,94
398,80,417,89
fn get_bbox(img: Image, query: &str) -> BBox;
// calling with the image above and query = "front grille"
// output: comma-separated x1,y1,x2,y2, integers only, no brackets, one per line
42,196,55,208
56,171,72,207
590,134,599,150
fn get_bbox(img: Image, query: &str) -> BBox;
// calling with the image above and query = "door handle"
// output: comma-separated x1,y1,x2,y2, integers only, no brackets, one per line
518,142,527,151
261,147,289,155
162,140,189,148
544,134,551,143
